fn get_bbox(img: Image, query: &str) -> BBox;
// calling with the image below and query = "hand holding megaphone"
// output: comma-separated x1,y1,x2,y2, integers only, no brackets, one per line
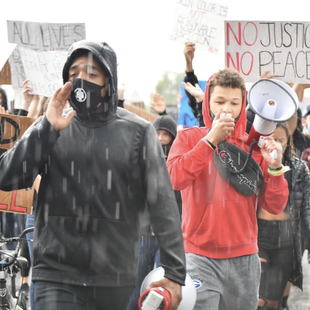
259,136,283,168
247,78,298,152
139,277,181,310
139,267,197,310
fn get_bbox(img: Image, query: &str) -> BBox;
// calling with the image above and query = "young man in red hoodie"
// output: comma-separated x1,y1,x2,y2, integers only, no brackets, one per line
167,68,289,310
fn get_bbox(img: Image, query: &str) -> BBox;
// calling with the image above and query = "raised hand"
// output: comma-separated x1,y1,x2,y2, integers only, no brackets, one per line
260,136,283,168
45,82,76,131
22,79,35,111
184,42,196,72
151,93,166,114
260,70,275,80
181,81,204,102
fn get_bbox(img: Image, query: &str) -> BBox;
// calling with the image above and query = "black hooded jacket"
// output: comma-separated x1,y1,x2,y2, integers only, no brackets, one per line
0,40,186,287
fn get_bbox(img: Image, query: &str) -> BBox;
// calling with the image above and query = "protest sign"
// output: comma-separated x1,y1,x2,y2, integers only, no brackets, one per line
0,113,36,214
0,42,17,73
19,47,67,97
171,0,228,53
124,103,159,123
225,21,310,83
7,20,86,90
0,61,11,85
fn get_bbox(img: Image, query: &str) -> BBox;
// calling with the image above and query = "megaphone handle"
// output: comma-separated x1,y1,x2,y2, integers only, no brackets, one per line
269,149,278,160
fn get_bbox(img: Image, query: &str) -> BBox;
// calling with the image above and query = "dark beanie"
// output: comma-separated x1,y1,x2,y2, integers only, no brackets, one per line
153,115,177,139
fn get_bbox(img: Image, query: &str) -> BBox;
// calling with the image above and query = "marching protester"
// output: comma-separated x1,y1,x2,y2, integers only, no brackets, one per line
0,40,186,310
167,67,289,310
182,42,204,127
126,93,182,310
256,122,310,310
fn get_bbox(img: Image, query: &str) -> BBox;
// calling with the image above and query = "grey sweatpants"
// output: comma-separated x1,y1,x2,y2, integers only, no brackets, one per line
186,253,260,310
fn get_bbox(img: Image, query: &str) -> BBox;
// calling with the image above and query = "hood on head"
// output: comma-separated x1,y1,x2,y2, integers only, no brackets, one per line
62,40,118,113
202,69,247,140
153,115,177,140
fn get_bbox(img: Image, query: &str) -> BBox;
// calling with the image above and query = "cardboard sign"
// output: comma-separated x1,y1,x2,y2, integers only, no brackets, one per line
7,20,86,90
0,61,11,85
0,114,36,214
225,21,310,83
0,42,16,73
124,103,158,123
171,0,228,53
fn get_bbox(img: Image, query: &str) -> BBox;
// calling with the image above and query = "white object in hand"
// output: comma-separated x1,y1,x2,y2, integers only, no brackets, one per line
258,136,278,159
220,113,232,119
142,290,164,310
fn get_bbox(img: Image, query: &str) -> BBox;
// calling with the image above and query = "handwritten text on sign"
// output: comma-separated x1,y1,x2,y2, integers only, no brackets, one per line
0,114,36,214
171,0,228,53
7,20,85,89
19,47,67,97
225,21,310,83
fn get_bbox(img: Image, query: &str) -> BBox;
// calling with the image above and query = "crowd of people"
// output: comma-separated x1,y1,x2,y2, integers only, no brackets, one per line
0,39,309,310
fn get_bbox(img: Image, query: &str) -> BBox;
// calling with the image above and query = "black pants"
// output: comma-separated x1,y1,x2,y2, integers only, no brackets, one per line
257,218,294,302
34,281,134,310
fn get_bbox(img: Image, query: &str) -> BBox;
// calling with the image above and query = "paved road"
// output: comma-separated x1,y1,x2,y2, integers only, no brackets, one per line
7,251,310,310
288,250,310,310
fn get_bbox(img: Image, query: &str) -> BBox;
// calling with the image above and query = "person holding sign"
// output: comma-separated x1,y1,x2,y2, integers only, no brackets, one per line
167,68,289,310
0,40,186,310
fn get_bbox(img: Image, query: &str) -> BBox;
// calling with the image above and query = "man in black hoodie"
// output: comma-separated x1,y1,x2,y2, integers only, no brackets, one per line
0,40,185,310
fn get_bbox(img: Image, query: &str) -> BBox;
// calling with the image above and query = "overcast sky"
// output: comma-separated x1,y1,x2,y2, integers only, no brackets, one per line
1,0,310,105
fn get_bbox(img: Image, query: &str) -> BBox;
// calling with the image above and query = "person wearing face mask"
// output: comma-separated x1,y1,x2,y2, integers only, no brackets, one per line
0,40,186,310
256,123,310,310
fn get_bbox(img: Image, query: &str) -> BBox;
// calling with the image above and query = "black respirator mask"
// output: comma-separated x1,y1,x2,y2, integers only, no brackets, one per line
69,78,109,115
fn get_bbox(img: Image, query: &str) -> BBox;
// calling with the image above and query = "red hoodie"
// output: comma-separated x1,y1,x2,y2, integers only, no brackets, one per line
167,77,289,259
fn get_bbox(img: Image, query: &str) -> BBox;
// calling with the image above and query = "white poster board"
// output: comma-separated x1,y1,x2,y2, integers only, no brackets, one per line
0,42,16,72
225,21,310,83
171,0,228,53
7,21,86,90
19,47,67,97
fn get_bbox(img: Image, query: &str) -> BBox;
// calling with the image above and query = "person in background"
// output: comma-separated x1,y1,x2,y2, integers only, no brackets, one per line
256,122,310,310
0,40,185,310
0,87,9,113
127,95,181,310
19,79,49,310
182,42,204,127
167,68,289,310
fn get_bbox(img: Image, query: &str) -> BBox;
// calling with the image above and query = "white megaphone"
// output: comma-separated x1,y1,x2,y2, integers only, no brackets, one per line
247,79,298,156
138,267,197,310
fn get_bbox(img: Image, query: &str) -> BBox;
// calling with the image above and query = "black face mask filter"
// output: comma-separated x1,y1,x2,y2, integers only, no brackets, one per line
69,78,109,115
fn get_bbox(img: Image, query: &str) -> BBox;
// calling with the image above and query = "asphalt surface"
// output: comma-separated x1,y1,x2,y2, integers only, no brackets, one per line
288,250,310,310
6,251,310,310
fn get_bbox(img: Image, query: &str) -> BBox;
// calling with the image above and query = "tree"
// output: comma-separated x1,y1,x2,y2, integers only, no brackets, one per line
153,72,184,106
